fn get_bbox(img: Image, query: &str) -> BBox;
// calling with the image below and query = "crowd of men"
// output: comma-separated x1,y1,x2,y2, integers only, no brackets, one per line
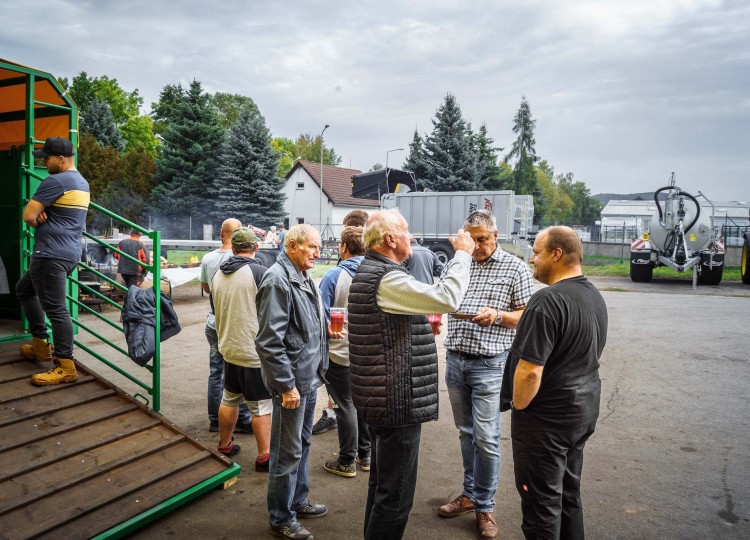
19,138,608,540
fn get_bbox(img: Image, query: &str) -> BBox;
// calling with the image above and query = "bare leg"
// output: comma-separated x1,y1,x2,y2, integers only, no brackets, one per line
253,414,271,455
219,404,239,447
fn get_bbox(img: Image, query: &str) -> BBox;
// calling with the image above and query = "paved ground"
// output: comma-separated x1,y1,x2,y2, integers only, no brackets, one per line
75,276,750,539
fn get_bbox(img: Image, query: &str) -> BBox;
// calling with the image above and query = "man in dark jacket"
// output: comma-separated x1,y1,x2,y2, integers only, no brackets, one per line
405,236,444,284
347,209,474,540
256,224,328,540
115,229,150,288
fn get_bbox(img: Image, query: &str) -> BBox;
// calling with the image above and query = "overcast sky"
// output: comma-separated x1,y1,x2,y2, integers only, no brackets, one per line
4,0,748,201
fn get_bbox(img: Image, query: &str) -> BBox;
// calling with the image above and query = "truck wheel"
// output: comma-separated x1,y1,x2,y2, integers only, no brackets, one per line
430,243,455,265
742,236,750,285
697,252,723,286
629,253,652,282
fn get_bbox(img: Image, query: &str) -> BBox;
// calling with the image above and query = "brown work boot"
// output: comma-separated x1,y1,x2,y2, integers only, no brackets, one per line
31,358,78,386
20,337,53,362
476,512,499,539
438,494,474,518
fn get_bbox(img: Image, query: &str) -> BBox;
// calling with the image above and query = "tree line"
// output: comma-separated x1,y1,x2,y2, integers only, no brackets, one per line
61,72,601,234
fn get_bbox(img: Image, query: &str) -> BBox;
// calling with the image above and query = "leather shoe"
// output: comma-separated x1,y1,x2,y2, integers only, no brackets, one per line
476,512,499,539
438,494,474,518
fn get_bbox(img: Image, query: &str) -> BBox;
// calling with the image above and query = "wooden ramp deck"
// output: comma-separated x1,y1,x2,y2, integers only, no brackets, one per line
0,342,240,539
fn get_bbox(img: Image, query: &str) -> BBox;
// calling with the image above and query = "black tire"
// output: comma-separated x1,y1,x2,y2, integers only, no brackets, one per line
697,252,723,286
430,243,455,265
742,236,750,285
630,261,653,282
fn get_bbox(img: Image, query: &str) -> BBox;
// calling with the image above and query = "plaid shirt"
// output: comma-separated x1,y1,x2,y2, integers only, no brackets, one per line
445,247,535,356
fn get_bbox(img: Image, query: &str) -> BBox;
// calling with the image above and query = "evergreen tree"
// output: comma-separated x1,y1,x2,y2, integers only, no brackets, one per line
151,83,187,136
505,96,538,195
473,123,502,190
421,93,478,191
149,80,226,224
213,108,285,228
81,99,124,151
403,129,428,186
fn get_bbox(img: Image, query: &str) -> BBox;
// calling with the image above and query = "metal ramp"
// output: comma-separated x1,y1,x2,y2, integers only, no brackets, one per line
0,342,240,539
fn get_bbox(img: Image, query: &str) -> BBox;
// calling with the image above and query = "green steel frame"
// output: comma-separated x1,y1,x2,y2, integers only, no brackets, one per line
3,58,240,537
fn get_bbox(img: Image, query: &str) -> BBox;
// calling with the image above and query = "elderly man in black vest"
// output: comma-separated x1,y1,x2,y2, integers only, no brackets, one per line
347,209,474,540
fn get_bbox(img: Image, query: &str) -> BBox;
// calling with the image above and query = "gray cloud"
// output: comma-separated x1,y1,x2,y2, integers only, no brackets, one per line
2,0,747,200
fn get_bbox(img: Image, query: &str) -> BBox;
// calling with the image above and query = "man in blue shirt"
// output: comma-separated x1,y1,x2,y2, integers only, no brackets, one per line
16,137,90,386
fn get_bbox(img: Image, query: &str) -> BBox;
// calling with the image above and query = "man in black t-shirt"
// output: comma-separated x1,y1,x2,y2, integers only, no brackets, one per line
501,226,608,540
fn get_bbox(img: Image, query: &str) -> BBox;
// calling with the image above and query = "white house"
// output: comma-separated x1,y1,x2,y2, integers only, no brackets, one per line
282,160,380,241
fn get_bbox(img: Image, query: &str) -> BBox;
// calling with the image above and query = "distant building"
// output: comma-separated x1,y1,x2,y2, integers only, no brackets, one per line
282,160,379,241
600,199,750,245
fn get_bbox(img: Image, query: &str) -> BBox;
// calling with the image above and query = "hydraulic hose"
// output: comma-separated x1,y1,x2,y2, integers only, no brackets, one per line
653,186,672,225
679,190,701,234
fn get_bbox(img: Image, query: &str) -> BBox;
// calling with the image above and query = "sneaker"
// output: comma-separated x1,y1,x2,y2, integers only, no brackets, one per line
269,521,313,540
217,437,241,457
438,494,475,518
255,454,270,472
312,411,337,435
323,459,356,478
235,421,254,434
355,455,371,472
293,501,328,519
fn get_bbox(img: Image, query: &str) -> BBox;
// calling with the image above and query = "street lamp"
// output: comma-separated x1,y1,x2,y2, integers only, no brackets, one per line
319,124,329,235
385,147,404,193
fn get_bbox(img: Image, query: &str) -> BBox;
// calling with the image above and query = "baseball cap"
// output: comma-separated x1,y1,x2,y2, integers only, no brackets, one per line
231,227,258,249
32,137,75,158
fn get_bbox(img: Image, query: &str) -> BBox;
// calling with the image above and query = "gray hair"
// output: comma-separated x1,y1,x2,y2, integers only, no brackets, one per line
464,209,497,233
363,210,405,250
284,224,321,251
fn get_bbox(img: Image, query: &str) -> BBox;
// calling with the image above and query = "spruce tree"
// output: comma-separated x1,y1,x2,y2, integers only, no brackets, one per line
505,96,538,195
473,123,502,190
80,99,124,151
149,80,225,225
213,108,285,229
403,129,428,187
421,93,478,191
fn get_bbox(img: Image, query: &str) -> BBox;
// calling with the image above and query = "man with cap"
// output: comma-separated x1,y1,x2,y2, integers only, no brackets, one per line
211,227,272,471
200,218,254,435
16,137,90,385
115,229,150,288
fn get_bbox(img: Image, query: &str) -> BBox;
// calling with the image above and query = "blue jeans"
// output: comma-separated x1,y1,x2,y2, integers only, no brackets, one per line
364,424,422,540
267,390,318,527
445,349,506,513
16,257,78,358
205,326,250,424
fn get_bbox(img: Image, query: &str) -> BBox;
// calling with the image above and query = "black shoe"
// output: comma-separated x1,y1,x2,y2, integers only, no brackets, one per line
235,421,254,434
269,521,313,539
209,420,219,433
217,437,240,457
324,459,356,478
312,412,337,435
256,458,270,472
293,501,328,519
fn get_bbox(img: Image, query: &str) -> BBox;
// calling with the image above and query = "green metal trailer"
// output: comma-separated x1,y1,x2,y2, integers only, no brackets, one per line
0,58,240,539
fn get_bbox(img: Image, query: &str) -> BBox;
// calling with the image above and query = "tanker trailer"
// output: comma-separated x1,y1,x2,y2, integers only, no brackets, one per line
630,180,725,285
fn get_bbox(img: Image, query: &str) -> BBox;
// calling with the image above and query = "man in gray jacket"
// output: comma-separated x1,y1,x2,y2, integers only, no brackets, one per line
256,224,329,540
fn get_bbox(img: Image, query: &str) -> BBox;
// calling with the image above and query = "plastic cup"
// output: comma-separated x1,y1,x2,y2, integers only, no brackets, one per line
330,308,346,333
427,314,441,335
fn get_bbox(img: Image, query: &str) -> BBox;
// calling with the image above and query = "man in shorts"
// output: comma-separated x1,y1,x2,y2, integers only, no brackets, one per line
212,227,272,471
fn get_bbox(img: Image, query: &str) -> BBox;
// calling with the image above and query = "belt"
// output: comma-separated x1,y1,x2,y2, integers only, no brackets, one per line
452,350,497,361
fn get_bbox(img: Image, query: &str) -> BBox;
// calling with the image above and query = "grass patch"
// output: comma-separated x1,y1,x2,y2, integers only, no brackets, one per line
310,262,336,280
166,250,210,265
582,263,742,281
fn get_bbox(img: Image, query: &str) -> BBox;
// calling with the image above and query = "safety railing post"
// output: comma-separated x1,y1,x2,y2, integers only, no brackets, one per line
152,230,161,412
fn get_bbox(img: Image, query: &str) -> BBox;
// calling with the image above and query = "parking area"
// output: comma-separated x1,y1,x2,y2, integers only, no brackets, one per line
75,276,750,539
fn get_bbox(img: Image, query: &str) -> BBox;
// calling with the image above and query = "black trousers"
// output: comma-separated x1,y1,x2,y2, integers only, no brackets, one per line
324,362,371,465
511,413,597,540
364,424,421,540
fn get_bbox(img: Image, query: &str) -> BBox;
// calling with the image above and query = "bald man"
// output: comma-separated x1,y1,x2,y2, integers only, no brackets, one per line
200,218,253,434
501,226,608,539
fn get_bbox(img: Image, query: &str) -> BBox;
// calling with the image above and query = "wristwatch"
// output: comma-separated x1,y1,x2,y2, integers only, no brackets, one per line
492,311,503,326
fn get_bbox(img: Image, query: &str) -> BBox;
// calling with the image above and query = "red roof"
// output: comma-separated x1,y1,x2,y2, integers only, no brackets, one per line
287,160,380,208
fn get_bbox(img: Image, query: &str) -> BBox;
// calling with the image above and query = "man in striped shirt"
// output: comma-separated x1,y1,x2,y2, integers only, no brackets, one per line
16,137,90,386
437,210,535,540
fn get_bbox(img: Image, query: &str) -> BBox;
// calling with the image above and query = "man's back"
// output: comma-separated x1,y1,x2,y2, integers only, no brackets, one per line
116,238,149,275
406,245,443,284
